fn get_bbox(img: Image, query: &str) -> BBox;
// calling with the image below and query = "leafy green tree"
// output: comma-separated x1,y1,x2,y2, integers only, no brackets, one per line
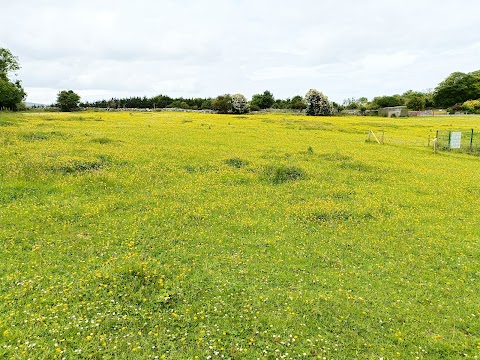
167,100,190,109
200,99,212,110
290,95,306,110
231,94,248,114
433,71,480,108
402,90,434,109
57,90,81,112
370,95,404,109
406,96,426,111
250,90,275,109
342,97,368,110
0,48,20,75
211,94,232,114
0,78,26,109
305,89,333,116
0,48,26,110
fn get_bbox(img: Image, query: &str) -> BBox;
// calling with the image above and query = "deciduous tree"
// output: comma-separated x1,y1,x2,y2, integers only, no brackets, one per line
0,48,26,110
211,94,232,114
250,90,275,109
433,71,480,108
57,90,81,112
305,89,333,116
231,94,248,114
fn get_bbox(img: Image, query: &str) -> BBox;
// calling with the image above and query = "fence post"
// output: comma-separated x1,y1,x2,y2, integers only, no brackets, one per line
434,130,438,154
470,129,474,152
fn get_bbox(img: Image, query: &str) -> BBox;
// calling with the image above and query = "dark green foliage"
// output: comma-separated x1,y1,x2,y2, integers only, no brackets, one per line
406,95,426,110
0,78,25,110
80,95,213,110
263,164,305,184
290,95,306,110
91,137,114,144
224,157,249,168
211,94,232,114
433,71,480,108
200,99,212,110
308,210,374,224
0,48,25,111
272,96,307,110
57,90,81,112
309,210,353,223
370,95,404,109
20,132,52,141
59,160,103,174
54,155,111,174
167,100,191,109
250,90,275,109
19,131,66,141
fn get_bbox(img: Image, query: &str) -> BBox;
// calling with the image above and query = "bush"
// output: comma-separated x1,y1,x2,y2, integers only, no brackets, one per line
263,165,305,184
249,104,260,112
462,99,480,113
200,100,212,110
231,94,248,114
451,103,463,111
167,100,190,109
305,89,333,116
224,157,249,168
290,95,306,110
211,94,232,114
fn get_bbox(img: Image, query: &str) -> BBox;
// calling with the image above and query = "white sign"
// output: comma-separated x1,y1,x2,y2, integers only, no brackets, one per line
450,132,462,149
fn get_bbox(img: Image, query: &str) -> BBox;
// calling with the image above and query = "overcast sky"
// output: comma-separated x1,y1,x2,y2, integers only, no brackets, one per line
2,0,479,104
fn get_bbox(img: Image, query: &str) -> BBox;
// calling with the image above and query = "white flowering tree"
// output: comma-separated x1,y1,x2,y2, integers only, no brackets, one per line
305,89,333,116
231,93,248,114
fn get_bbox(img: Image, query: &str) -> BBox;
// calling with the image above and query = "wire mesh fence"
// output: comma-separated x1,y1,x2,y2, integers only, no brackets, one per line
435,129,480,155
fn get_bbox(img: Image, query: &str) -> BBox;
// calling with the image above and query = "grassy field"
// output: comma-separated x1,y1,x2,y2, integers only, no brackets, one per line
0,111,479,359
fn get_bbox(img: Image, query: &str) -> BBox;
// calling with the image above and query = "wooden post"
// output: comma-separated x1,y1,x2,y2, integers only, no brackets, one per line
367,131,371,142
370,130,381,144
434,130,438,154
428,135,430,147
470,129,474,151
381,131,384,144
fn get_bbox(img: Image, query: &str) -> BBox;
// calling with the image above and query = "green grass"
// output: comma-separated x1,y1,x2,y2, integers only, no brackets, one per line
0,111,479,359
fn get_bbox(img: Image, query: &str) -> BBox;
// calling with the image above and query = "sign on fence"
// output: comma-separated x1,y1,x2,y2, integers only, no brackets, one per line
435,129,478,155
449,132,462,149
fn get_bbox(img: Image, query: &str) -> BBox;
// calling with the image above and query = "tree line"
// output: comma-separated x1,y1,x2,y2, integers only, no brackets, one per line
79,90,307,112
2,47,480,114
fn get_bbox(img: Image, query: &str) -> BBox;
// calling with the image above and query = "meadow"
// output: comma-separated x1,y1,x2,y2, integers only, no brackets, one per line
0,111,479,359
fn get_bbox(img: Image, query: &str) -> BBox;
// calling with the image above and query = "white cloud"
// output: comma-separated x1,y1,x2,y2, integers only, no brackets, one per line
2,0,479,104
